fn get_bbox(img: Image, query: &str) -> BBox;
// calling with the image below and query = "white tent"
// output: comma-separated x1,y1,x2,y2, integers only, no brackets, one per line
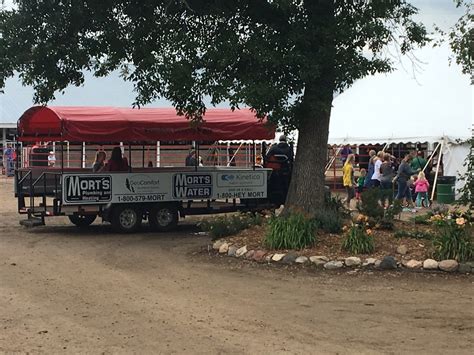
326,45,472,196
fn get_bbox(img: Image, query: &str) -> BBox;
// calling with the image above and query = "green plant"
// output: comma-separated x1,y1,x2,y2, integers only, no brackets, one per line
357,189,384,219
200,212,262,240
432,212,473,262
411,214,432,225
324,194,350,217
314,209,343,234
394,230,435,240
341,215,375,254
265,211,317,250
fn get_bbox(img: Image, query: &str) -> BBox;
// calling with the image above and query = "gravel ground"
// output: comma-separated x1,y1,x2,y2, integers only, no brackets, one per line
0,177,473,354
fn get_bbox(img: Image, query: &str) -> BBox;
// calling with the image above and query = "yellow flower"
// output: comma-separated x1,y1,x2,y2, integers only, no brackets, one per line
456,217,466,226
366,229,372,235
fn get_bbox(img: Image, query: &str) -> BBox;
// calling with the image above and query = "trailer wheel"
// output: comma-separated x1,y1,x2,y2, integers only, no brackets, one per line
68,214,97,227
111,205,142,233
149,204,178,232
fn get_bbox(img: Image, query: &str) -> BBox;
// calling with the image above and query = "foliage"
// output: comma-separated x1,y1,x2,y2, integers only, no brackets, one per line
325,193,350,217
411,214,432,225
456,137,473,207
314,209,344,234
394,230,435,240
357,190,402,230
430,209,473,262
341,214,375,254
357,188,385,219
200,212,262,240
265,211,316,250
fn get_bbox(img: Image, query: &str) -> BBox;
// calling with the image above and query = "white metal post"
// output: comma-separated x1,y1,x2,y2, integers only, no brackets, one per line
430,140,445,202
156,141,161,167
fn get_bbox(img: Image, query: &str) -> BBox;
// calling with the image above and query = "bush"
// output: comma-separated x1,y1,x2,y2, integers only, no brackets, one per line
265,211,317,250
357,188,384,219
200,212,263,240
314,209,343,234
431,211,473,262
342,215,375,254
324,194,350,217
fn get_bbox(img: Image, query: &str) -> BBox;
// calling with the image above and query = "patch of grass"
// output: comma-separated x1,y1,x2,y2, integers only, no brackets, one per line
394,230,435,240
411,214,432,225
433,225,473,262
342,224,375,254
265,211,317,250
200,212,263,240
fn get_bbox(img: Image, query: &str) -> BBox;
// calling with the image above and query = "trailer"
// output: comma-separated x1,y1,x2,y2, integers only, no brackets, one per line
15,106,290,232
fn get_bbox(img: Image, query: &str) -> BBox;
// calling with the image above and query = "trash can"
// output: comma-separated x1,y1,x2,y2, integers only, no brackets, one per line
436,176,456,204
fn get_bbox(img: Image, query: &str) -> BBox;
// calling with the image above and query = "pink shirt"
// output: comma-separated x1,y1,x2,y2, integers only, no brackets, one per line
414,179,430,193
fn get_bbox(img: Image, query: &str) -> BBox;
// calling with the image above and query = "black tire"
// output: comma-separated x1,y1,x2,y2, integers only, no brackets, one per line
111,204,142,233
68,214,97,227
149,203,179,232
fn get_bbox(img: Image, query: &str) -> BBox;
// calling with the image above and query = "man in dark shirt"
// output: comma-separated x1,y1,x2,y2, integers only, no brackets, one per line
185,150,197,167
266,135,294,164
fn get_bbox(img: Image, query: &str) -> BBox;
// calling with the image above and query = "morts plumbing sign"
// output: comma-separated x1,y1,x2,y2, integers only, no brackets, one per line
62,170,268,205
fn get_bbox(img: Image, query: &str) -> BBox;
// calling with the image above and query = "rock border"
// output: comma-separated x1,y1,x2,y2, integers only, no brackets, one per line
212,241,473,274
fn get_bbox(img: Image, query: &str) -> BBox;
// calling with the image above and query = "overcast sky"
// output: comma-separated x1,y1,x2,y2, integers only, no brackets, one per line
1,0,471,138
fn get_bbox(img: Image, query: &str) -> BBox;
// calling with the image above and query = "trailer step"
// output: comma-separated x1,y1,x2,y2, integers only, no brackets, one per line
19,218,45,227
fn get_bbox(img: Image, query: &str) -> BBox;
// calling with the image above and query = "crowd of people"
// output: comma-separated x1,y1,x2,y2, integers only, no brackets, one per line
342,149,440,211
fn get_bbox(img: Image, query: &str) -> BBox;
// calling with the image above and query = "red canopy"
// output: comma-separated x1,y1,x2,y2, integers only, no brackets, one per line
17,106,275,142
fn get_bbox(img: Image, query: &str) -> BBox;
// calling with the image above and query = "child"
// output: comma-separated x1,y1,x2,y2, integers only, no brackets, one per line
414,171,430,208
356,168,366,200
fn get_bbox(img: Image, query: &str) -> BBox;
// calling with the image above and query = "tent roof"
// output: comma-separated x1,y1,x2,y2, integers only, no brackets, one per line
17,106,275,142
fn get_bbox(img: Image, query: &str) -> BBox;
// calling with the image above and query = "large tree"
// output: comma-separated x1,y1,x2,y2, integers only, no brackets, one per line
0,0,428,214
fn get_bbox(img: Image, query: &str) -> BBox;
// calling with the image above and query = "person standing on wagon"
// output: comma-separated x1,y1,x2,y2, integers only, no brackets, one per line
105,147,128,172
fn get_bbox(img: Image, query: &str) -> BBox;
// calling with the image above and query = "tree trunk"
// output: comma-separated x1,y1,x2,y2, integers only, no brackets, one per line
285,0,335,215
285,91,333,215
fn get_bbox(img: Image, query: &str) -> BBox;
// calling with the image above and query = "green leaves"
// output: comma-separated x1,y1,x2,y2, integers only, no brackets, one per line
265,211,316,250
342,224,375,255
1,0,428,127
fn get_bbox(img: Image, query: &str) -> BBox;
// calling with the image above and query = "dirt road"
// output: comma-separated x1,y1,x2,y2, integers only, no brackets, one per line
0,177,473,354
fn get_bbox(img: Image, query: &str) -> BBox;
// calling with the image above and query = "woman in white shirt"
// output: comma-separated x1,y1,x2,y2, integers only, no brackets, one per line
370,151,384,187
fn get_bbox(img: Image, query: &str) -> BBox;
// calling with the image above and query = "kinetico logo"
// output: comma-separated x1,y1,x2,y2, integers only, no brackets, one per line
173,174,212,199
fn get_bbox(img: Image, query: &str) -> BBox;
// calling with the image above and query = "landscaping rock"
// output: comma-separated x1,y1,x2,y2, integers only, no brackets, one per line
227,245,238,257
212,240,224,250
281,253,297,264
245,250,255,259
271,253,285,262
295,256,309,264
344,257,361,267
235,246,248,257
362,258,377,267
405,259,422,269
423,259,439,270
379,256,398,270
309,256,328,265
374,259,382,268
252,250,266,262
324,261,344,270
458,263,471,274
439,259,459,272
396,245,408,255
264,254,273,262
218,243,229,254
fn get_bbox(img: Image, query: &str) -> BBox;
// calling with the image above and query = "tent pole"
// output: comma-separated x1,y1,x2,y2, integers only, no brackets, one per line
430,140,445,202
422,142,441,173
156,141,160,167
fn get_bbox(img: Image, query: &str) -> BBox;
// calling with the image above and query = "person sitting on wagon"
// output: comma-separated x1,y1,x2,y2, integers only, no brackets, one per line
92,151,107,172
105,147,129,172
185,149,197,167
265,134,294,170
